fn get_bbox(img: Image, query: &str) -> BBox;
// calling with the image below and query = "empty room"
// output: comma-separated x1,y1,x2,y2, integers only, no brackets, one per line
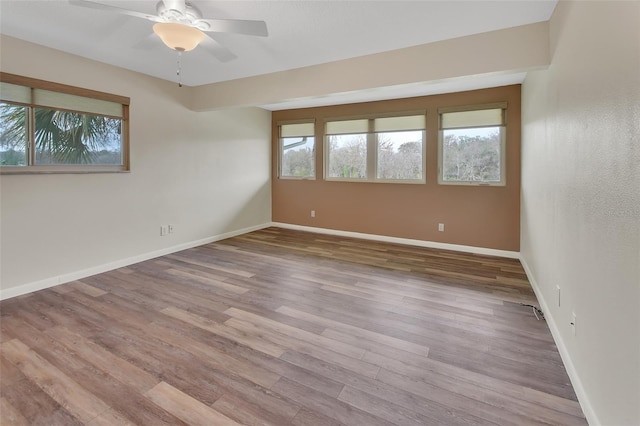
0,1,638,425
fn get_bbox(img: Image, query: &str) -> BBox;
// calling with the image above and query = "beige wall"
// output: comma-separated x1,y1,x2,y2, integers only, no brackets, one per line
5,7,637,423
521,2,640,425
272,85,521,252
191,22,548,111
1,20,548,292
0,36,272,297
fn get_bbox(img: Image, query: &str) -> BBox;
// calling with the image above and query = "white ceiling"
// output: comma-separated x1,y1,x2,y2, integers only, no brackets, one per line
1,1,557,108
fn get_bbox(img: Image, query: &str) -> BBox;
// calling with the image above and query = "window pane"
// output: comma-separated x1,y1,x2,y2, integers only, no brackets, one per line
34,108,122,165
442,127,501,182
327,134,367,179
0,103,28,166
281,136,315,178
377,131,423,180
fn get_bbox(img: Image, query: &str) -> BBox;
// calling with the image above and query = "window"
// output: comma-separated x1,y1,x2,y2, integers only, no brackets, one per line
0,73,130,173
438,104,506,185
278,121,315,179
326,119,368,179
325,113,425,183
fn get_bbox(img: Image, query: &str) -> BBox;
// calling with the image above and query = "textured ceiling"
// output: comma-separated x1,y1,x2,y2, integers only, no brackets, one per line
1,0,557,90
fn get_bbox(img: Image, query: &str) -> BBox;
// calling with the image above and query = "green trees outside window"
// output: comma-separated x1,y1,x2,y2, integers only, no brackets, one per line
0,73,129,173
0,103,122,166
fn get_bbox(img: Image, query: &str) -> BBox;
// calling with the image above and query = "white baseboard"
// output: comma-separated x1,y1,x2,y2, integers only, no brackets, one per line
519,255,598,426
0,223,271,301
1,222,517,301
271,222,520,259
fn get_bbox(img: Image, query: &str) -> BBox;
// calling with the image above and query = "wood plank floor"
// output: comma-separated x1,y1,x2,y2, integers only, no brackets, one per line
0,227,586,425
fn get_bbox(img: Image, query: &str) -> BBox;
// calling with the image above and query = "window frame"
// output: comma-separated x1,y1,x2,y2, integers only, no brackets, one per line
437,103,507,186
277,119,316,180
323,111,427,184
0,72,130,174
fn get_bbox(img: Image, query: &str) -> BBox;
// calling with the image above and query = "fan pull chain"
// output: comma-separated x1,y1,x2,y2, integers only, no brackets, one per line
176,50,183,87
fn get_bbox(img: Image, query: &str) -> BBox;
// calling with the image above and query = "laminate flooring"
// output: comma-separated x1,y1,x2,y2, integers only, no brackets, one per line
0,227,586,425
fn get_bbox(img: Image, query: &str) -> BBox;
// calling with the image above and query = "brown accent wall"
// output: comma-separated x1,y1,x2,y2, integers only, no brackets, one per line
272,85,521,251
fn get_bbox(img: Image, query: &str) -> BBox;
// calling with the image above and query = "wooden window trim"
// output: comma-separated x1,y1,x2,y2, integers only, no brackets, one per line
437,103,507,186
278,120,316,180
0,73,130,105
0,73,130,174
323,111,427,184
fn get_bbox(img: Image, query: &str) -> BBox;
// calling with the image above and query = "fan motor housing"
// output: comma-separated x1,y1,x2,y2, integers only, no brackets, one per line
156,1,203,24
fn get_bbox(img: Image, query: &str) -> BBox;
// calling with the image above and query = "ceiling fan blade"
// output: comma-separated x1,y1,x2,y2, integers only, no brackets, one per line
200,35,237,63
195,19,268,37
132,33,162,50
162,0,186,16
69,0,160,22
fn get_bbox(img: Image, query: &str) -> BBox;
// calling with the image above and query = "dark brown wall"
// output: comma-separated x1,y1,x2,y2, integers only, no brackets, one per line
272,85,521,251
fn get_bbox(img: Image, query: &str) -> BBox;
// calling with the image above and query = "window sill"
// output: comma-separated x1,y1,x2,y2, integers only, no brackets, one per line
437,180,506,187
325,178,425,184
1,166,130,175
278,176,316,180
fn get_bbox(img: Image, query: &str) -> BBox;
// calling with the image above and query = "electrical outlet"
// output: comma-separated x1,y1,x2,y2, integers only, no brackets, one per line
438,223,445,232
311,210,316,218
168,224,174,234
557,285,561,307
570,312,576,336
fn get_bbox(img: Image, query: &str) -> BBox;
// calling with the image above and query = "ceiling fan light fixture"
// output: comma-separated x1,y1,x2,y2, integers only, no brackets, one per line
153,22,205,52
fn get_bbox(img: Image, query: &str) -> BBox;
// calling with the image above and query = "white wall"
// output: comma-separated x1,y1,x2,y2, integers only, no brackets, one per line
521,2,640,425
0,37,272,298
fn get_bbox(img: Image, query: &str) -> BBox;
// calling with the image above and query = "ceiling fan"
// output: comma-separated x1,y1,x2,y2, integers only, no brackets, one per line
69,0,268,63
